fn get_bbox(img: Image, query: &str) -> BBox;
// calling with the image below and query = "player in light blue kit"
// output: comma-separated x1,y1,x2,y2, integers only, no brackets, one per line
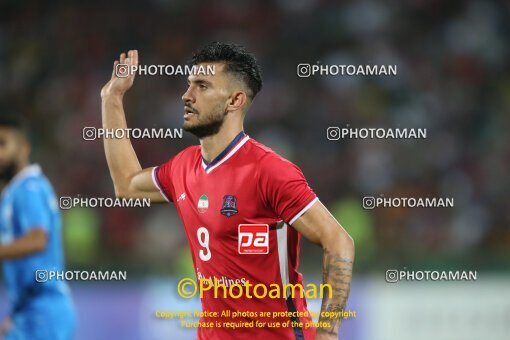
0,116,76,340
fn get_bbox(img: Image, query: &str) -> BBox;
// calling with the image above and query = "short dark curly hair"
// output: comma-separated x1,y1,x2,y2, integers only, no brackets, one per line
189,42,263,100
0,114,29,139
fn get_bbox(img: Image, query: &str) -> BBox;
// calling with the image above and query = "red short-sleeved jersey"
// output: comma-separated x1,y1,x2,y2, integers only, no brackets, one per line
153,131,319,340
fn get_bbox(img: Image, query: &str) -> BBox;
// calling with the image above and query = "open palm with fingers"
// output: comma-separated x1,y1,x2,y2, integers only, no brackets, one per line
101,50,139,98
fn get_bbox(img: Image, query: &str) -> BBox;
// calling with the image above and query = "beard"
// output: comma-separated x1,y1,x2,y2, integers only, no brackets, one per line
182,104,227,139
0,160,18,182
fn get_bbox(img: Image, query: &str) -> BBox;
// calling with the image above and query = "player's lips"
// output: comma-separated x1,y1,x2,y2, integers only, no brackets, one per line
184,107,197,119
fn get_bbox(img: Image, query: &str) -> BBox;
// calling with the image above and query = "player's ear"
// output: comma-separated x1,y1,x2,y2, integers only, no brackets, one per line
226,90,248,113
19,138,31,163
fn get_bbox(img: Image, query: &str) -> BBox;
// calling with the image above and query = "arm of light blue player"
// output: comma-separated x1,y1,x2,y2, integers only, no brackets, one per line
0,228,46,260
0,182,48,260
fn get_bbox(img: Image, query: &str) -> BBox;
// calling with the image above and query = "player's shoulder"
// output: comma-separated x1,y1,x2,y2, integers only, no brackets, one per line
177,144,201,158
10,166,50,200
20,177,50,197
163,145,201,165
246,138,298,170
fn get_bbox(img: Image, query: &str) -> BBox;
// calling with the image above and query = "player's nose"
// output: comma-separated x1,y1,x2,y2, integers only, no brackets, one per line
181,87,195,103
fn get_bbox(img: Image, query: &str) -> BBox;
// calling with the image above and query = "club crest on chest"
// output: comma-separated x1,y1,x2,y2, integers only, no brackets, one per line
220,195,238,217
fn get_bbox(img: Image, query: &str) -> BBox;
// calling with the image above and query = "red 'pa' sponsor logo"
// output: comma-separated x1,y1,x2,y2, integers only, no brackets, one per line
238,224,269,254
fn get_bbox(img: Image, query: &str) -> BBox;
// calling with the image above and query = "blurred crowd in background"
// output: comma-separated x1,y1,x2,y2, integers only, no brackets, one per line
0,0,509,278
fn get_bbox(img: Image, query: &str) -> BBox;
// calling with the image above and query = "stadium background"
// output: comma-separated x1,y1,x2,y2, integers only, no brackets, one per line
1,0,509,339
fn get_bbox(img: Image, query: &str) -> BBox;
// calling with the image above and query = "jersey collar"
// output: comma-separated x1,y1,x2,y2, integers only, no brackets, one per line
201,131,250,174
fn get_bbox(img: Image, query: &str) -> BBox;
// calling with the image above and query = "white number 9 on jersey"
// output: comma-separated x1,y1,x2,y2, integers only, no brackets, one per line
197,227,212,261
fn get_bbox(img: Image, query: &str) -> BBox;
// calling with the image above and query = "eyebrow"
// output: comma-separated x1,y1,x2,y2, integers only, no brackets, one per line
187,78,213,86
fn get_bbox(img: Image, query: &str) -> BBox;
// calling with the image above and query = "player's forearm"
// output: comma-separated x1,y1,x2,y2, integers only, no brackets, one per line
101,94,143,197
317,232,354,337
0,229,47,260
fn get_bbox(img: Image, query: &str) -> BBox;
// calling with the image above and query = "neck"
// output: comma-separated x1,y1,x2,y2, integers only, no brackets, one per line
16,161,29,176
200,124,244,163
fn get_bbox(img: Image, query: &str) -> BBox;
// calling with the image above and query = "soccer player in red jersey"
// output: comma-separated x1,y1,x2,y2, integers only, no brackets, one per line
101,43,354,340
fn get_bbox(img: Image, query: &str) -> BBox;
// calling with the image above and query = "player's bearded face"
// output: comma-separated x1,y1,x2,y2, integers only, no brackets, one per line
182,100,227,139
0,159,17,182
182,64,235,139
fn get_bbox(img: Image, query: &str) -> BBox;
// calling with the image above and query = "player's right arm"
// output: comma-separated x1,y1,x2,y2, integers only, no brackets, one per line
101,50,165,202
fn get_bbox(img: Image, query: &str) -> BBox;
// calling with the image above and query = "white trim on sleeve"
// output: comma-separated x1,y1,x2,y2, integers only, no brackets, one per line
288,197,319,225
151,167,170,202
276,221,289,286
